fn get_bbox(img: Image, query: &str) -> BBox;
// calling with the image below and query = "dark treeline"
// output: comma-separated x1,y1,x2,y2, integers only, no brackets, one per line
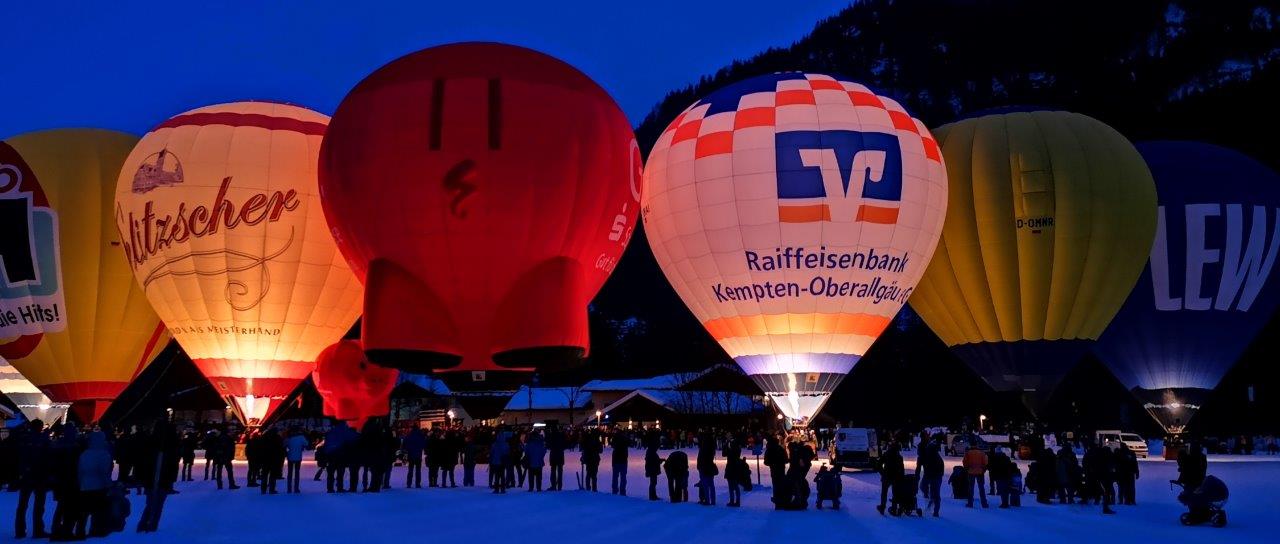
591,0,1280,434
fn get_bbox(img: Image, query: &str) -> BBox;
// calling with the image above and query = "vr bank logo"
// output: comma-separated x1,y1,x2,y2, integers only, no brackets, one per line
775,130,903,224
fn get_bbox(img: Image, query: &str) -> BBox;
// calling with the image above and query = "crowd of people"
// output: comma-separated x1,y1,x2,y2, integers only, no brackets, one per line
3,419,179,539
0,416,1243,539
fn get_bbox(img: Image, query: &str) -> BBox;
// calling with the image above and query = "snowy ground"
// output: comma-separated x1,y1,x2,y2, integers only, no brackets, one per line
3,452,1275,543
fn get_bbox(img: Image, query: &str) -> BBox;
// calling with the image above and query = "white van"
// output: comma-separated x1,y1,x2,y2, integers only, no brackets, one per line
829,428,880,470
1096,430,1148,458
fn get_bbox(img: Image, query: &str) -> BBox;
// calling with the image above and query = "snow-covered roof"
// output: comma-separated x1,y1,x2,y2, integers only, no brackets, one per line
582,374,681,392
502,387,592,411
395,373,452,396
600,389,761,415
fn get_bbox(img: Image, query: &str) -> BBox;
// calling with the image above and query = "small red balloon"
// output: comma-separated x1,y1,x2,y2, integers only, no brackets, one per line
313,340,397,428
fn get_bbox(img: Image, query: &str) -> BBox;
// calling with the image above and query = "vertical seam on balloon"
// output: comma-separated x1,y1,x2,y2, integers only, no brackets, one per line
430,79,445,151
1055,112,1095,339
487,79,502,150
951,120,994,343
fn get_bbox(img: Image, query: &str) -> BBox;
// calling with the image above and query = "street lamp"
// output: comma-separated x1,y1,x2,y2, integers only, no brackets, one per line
596,410,603,426
979,414,987,432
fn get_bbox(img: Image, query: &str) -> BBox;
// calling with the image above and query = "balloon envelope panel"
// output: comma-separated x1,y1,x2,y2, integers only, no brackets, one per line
114,102,363,425
642,73,948,423
1095,141,1280,432
908,111,1157,411
1,356,70,423
1,129,170,423
319,43,639,375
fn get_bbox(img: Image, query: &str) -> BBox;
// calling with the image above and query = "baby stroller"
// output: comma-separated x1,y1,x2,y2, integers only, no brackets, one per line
890,473,924,516
1173,476,1228,528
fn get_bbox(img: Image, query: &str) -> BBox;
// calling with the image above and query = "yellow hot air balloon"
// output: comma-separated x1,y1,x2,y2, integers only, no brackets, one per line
0,129,170,423
114,102,363,426
908,110,1157,413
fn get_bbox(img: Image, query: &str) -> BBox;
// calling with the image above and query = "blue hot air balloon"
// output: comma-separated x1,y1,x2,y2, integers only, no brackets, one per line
1095,141,1280,434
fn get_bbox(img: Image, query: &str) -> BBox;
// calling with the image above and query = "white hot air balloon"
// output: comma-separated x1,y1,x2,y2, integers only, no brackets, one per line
642,73,948,423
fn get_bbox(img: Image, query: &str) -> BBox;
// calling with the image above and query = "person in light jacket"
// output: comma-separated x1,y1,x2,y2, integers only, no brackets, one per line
76,431,113,540
525,432,547,492
284,428,308,494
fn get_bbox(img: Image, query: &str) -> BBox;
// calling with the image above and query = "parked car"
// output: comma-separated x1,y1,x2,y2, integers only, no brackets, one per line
829,428,879,470
945,433,990,456
1096,430,1148,458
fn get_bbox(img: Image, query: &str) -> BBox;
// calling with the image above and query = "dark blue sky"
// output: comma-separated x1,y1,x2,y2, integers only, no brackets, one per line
4,1,850,137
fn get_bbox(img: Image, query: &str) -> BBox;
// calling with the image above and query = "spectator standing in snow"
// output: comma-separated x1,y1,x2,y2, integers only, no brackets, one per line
784,439,814,510
962,444,989,508
426,430,441,487
244,430,261,488
989,447,1013,508
48,424,82,541
1177,442,1207,491
259,428,283,494
644,432,662,501
696,431,718,506
724,435,745,507
1081,441,1116,515
814,465,841,509
462,432,478,487
285,428,307,493
77,431,113,539
1115,443,1139,505
135,420,180,533
919,438,944,517
611,430,629,496
581,430,601,492
548,427,566,491
663,450,689,503
402,427,425,488
877,443,904,515
14,420,51,539
764,434,789,510
441,430,460,488
179,431,197,482
212,428,239,490
322,422,349,492
201,430,217,481
1055,446,1078,504
490,431,509,494
525,431,546,492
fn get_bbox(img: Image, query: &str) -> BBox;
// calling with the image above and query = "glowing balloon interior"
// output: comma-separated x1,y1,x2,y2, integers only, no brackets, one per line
2,356,70,423
1,129,170,423
114,102,363,426
642,73,948,423
1095,141,1280,433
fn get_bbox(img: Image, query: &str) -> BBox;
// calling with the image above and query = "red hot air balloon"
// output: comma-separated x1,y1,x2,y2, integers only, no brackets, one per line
313,339,397,428
318,43,641,383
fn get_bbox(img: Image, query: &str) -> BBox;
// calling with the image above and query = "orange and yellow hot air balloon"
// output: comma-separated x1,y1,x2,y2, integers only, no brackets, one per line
113,102,363,426
0,129,170,423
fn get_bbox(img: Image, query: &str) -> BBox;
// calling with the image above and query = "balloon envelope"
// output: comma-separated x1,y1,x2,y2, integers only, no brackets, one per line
1,129,170,423
908,110,1158,414
1,356,69,423
642,73,948,423
318,42,639,376
1095,141,1280,433
113,102,363,426
313,339,397,428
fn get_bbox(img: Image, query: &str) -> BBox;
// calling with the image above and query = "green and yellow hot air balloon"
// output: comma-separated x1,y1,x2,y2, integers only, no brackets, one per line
908,110,1157,415
0,129,170,423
